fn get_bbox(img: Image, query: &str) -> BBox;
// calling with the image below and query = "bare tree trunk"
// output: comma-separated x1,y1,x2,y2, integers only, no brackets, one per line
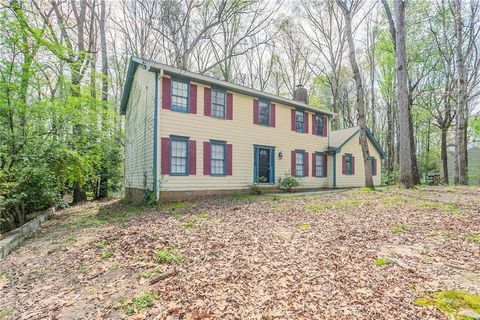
394,0,414,187
407,92,420,184
386,100,395,184
453,0,468,185
367,18,376,136
440,127,449,184
98,0,109,198
336,0,374,188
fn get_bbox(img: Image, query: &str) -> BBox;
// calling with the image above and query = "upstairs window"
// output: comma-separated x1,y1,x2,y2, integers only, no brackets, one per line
211,142,226,176
170,138,188,175
295,151,304,177
315,115,324,136
211,89,226,118
171,80,189,112
258,100,270,126
296,111,305,132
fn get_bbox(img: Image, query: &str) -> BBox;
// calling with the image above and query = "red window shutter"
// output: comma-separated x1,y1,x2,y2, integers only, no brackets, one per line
161,137,170,174
162,77,171,110
304,113,309,133
270,103,276,127
352,156,356,175
323,116,328,136
342,155,346,175
203,142,211,175
253,100,259,124
312,153,316,177
226,144,233,175
189,83,197,114
189,140,196,175
291,151,296,176
312,114,316,135
304,152,309,176
324,154,328,177
204,87,211,116
291,109,296,131
227,93,233,120
374,158,377,176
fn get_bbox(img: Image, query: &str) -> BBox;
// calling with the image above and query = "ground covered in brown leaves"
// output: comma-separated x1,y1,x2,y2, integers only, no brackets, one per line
1,186,479,319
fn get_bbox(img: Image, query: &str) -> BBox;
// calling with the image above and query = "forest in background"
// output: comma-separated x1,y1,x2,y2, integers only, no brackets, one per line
1,0,480,230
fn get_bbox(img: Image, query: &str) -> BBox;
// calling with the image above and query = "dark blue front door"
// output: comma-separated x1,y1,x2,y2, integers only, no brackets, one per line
254,146,275,184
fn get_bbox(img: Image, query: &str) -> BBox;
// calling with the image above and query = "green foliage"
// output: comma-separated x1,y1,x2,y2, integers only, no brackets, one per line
305,198,363,213
0,308,15,318
374,258,390,266
280,174,301,192
124,291,158,316
416,201,460,215
182,219,195,229
95,239,110,249
472,117,480,137
101,250,115,260
0,8,123,232
248,184,262,195
299,223,311,230
392,223,409,233
0,165,61,230
467,233,480,244
415,290,480,319
162,201,192,211
154,248,184,264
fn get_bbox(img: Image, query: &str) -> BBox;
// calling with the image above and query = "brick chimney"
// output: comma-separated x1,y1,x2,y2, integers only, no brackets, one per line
293,84,308,104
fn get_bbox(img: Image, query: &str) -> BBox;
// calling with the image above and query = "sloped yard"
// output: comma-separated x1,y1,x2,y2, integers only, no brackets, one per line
0,186,479,319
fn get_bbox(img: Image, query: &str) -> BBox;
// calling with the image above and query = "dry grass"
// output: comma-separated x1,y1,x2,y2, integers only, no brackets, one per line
0,186,479,319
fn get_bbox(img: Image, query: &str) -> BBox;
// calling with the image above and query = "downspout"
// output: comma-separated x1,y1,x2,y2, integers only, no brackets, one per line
333,151,337,188
153,69,163,201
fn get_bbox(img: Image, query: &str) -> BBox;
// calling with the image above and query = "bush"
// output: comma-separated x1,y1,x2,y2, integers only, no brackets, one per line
1,165,61,231
248,184,262,195
280,174,301,192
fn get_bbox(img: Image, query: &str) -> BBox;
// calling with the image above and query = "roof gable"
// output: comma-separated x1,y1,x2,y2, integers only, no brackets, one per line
331,127,386,159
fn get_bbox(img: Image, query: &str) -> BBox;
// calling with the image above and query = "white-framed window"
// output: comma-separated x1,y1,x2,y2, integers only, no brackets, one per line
170,138,188,175
316,152,325,177
259,100,270,126
211,89,226,118
315,115,324,136
295,151,304,177
296,111,305,132
171,80,189,112
211,142,226,175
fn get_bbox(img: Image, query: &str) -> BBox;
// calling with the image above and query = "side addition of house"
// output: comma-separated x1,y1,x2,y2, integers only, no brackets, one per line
120,58,385,201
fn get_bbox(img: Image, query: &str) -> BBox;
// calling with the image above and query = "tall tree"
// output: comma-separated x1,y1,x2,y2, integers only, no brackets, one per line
336,0,374,188
453,0,468,185
302,0,347,130
394,0,414,187
98,0,109,198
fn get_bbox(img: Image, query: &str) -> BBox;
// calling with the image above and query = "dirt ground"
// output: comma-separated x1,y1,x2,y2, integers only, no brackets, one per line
0,186,479,319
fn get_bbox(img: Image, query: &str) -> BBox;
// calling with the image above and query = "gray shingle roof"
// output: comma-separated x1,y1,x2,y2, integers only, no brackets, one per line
330,127,359,148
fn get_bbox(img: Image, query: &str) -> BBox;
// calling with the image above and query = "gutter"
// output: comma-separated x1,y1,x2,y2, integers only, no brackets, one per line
130,57,336,118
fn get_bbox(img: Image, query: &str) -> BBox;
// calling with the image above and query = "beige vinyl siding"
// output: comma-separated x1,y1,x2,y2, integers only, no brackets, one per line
335,133,382,187
124,67,155,190
158,77,330,191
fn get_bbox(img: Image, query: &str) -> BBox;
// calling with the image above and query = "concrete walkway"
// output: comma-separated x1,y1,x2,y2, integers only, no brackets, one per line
267,188,347,197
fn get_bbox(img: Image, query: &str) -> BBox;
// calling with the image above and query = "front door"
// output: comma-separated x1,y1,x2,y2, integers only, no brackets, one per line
254,146,274,184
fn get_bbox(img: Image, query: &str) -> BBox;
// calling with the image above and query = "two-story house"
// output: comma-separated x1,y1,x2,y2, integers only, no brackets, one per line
120,58,385,201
